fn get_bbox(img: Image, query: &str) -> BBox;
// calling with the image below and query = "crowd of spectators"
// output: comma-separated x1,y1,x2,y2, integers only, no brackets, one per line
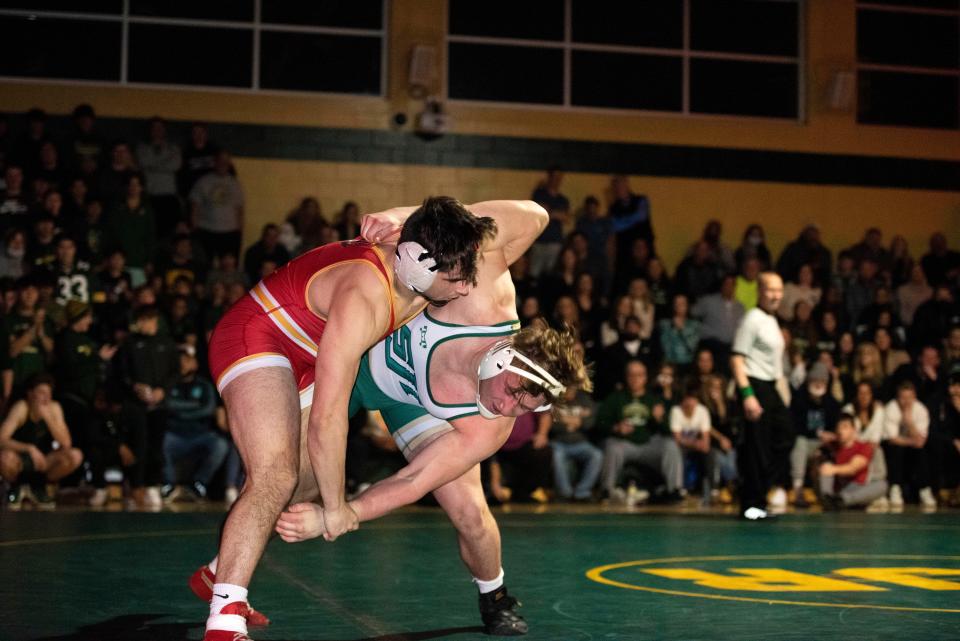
1,105,959,515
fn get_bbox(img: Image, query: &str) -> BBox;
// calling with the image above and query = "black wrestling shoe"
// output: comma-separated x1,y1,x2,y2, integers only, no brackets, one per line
479,586,528,636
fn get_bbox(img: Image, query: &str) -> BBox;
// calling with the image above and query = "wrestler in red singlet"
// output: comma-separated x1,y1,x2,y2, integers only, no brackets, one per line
209,239,416,409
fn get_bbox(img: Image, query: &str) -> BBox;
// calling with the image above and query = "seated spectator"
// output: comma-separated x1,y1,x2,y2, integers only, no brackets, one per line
702,374,737,504
135,116,183,238
814,308,841,356
934,374,960,506
84,388,131,507
552,295,581,340
493,410,553,503
572,272,603,354
734,223,771,272
670,383,712,496
885,234,914,289
167,295,198,347
103,173,155,287
658,294,700,371
675,240,723,301
779,263,821,322
882,381,936,509
612,237,652,296
518,295,540,327
94,249,133,341
909,286,960,354
68,103,105,171
205,251,247,292
853,342,886,398
645,257,672,319
161,344,228,502
776,224,832,287
787,300,818,359
848,227,888,269
691,274,744,368
789,362,840,507
3,276,54,400
653,362,679,406
243,223,290,285
873,327,909,378
0,164,30,235
734,257,761,311
97,140,137,208
550,383,602,501
846,257,882,331
27,214,58,271
74,198,106,264
190,150,244,260
0,373,83,508
844,382,887,445
891,345,944,410
333,200,361,244
50,235,94,306
598,360,682,503
539,246,579,315
897,267,932,329
626,278,656,342
157,233,204,290
0,227,26,278
528,166,569,279
595,315,648,398
286,197,328,254
920,232,960,287
35,142,67,193
599,295,632,348
688,348,716,390
819,414,887,510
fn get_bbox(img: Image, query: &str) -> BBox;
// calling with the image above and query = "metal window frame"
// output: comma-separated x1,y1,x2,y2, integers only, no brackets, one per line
0,0,388,98
444,0,805,122
854,0,960,128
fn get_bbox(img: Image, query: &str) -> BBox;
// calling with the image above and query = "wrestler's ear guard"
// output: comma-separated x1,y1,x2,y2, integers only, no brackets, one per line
395,241,438,293
476,340,566,418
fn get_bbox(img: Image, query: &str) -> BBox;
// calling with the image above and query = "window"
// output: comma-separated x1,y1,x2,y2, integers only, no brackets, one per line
856,2,960,129
0,0,386,96
447,0,802,120
0,15,120,81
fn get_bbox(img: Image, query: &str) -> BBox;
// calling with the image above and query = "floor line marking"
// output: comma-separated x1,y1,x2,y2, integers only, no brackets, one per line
261,553,392,637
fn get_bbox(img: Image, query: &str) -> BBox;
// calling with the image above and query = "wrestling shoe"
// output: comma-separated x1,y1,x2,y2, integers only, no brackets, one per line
203,602,256,641
479,586,528,636
189,566,270,627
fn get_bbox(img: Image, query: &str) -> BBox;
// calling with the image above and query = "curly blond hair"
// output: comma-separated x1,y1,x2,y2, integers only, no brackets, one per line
508,323,593,406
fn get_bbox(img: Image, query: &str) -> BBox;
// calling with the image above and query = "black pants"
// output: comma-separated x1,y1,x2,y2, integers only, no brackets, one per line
123,403,167,488
882,441,931,490
496,442,554,501
150,195,184,239
738,378,794,511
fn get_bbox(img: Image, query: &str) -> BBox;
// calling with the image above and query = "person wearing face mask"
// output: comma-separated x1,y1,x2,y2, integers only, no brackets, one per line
0,227,26,278
788,362,841,508
735,224,771,272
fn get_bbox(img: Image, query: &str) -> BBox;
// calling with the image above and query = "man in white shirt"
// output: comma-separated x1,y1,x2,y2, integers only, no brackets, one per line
731,272,794,520
882,380,936,509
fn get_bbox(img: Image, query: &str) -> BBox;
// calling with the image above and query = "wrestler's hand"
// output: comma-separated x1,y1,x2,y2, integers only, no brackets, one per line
322,503,359,542
276,502,326,543
360,212,403,243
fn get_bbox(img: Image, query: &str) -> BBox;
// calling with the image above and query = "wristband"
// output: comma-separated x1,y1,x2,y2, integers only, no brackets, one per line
740,386,755,399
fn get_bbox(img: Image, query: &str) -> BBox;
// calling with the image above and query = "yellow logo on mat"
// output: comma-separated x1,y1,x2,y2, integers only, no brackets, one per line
586,554,960,613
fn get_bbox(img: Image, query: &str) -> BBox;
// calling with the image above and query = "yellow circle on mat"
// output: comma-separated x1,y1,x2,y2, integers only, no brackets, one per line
585,553,960,614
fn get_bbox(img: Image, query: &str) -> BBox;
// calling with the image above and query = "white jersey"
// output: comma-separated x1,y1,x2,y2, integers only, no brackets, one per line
367,310,520,421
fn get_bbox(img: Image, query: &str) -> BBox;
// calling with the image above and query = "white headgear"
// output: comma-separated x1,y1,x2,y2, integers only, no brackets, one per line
475,340,565,419
394,241,438,293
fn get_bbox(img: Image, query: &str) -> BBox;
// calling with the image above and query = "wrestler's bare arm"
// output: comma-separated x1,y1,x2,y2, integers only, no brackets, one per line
307,265,393,540
276,415,513,542
361,200,547,266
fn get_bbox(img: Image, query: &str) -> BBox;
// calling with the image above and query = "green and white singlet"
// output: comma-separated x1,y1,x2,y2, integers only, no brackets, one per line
349,310,519,457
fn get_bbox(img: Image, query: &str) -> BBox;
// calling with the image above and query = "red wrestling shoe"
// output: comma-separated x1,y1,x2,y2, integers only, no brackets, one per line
203,602,255,641
189,565,271,627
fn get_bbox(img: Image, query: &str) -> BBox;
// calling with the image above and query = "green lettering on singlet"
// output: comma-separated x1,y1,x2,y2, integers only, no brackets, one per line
385,326,421,403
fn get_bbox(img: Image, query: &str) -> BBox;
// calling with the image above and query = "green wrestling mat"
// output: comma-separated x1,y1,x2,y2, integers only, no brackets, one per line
2,508,959,640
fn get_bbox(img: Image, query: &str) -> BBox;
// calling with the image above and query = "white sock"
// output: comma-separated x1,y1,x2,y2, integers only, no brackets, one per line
208,556,218,574
474,568,505,594
210,582,247,614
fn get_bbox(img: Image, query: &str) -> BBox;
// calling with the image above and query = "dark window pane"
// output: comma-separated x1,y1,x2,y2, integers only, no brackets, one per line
691,58,798,118
0,1,120,13
130,0,253,21
858,70,959,129
862,0,958,8
572,51,681,111
572,0,682,48
128,24,252,87
691,0,798,56
261,0,383,29
261,32,381,94
449,43,563,104
449,0,563,40
858,10,959,69
0,15,120,80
